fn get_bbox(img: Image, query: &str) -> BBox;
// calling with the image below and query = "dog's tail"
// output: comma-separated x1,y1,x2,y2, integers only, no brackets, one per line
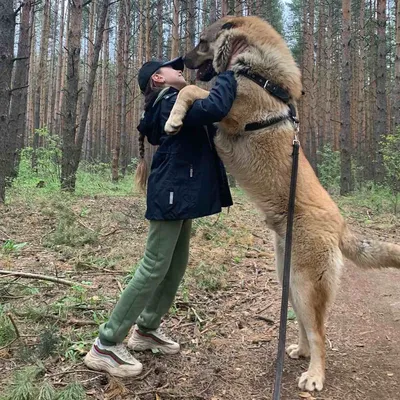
340,226,400,269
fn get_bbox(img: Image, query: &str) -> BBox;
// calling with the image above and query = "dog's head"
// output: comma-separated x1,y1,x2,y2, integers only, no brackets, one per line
184,16,302,101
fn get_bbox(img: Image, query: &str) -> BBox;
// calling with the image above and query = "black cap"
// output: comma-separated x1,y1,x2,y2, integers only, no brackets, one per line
138,57,185,93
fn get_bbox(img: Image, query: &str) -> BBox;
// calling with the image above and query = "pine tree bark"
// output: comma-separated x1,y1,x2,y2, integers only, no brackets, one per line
100,13,109,162
54,0,66,138
32,0,50,171
157,0,163,58
340,0,353,195
221,0,228,17
0,0,15,203
74,0,110,182
8,0,32,181
112,0,125,182
60,0,83,191
374,0,387,182
120,1,130,175
394,0,400,127
48,0,59,135
171,0,180,58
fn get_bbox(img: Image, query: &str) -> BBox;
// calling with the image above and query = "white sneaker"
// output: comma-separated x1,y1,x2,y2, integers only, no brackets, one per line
84,338,143,378
128,326,180,355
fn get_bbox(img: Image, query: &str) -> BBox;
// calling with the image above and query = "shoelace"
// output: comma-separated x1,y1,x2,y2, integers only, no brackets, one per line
115,344,137,363
155,328,172,343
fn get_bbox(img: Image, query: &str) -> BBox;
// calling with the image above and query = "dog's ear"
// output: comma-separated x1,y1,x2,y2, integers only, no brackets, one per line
221,22,235,30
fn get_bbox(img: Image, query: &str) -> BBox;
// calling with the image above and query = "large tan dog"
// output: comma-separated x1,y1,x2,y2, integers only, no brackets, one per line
164,16,400,392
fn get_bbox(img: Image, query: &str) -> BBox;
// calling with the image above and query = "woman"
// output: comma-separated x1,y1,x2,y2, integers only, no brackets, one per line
84,56,237,377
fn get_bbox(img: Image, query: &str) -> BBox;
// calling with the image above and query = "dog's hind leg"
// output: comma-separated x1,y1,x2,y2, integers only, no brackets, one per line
274,234,341,391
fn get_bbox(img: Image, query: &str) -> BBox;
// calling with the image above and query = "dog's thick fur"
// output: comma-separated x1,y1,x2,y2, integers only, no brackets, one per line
164,16,400,392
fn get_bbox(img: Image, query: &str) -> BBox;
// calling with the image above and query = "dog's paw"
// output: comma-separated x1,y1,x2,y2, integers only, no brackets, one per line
164,115,183,135
298,370,324,392
286,344,310,359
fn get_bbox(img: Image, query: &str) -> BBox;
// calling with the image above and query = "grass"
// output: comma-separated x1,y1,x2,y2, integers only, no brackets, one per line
7,155,135,205
0,365,86,400
0,307,16,347
187,261,228,292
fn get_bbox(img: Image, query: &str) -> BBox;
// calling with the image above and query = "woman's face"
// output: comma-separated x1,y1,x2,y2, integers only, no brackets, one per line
152,66,187,90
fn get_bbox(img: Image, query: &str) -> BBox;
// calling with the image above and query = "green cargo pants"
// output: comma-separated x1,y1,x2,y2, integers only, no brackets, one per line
99,219,192,345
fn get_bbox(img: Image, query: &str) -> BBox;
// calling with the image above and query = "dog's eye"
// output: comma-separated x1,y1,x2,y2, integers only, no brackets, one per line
199,40,208,52
221,22,235,30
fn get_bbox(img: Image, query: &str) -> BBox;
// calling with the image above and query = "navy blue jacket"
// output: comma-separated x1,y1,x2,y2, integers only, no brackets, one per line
137,71,236,221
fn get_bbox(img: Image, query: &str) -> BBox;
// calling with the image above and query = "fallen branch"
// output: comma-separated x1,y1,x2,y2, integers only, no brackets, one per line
114,278,123,293
191,307,204,324
41,315,98,326
125,368,153,385
0,270,90,288
16,312,97,326
46,369,104,378
0,313,20,350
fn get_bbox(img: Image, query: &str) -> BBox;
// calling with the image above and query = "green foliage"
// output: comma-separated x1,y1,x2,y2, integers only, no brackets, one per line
44,201,98,248
56,383,86,400
9,151,134,202
287,308,296,321
336,183,395,219
0,366,44,400
0,307,16,347
38,381,56,400
317,144,341,193
1,239,27,254
0,365,85,400
37,328,60,359
381,129,400,214
188,261,227,292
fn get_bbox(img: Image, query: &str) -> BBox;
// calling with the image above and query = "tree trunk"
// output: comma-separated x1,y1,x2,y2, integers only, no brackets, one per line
120,1,130,175
60,0,83,191
7,0,32,181
54,0,66,138
325,4,333,146
157,0,163,58
112,0,125,182
171,0,180,58
186,0,196,83
210,0,216,23
374,0,387,182
73,0,110,185
100,13,109,162
340,0,353,195
48,0,59,135
0,0,15,203
394,0,400,127
32,0,50,171
221,0,228,16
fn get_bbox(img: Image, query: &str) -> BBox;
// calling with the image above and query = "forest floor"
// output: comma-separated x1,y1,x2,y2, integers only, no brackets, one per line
0,179,399,400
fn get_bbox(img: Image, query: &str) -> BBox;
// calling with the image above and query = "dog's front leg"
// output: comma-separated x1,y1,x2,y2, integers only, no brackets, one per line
165,85,209,135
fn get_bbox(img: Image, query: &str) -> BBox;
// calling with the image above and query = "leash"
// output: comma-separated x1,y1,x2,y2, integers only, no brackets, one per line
238,69,301,398
272,133,300,400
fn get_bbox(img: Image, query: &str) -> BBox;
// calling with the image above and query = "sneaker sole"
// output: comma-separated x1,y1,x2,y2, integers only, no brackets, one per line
84,351,143,378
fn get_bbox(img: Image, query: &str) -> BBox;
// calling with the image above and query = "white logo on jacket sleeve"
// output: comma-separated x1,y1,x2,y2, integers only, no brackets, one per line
169,192,174,205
